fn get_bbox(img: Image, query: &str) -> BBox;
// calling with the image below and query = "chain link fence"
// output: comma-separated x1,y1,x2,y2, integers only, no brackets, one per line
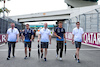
63,8,100,33
0,17,22,34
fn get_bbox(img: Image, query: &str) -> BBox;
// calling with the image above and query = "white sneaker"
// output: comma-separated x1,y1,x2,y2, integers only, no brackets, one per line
56,55,59,59
59,58,62,61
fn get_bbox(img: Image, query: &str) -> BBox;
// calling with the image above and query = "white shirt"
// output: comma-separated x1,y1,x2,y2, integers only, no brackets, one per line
7,28,19,42
39,28,51,42
72,27,84,42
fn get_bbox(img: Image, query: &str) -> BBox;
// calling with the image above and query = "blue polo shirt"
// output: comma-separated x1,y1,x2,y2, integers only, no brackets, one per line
23,29,34,42
55,27,65,41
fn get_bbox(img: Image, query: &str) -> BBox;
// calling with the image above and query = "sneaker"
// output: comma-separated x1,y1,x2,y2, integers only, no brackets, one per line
74,55,77,60
29,53,31,57
56,55,59,59
13,56,15,58
59,58,62,61
41,54,43,58
7,57,10,60
77,59,80,63
24,56,27,59
44,58,47,61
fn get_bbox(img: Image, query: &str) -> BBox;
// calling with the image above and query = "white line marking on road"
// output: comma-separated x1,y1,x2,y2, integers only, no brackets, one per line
0,49,100,51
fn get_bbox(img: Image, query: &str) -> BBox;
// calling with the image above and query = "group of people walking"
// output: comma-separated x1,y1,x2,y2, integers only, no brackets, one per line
6,21,84,63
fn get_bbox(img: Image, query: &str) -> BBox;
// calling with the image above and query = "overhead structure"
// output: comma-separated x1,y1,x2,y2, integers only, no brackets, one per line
64,0,98,8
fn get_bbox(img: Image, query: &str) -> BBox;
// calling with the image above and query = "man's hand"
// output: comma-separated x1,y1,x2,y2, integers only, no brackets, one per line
16,39,18,43
72,41,74,45
30,39,32,42
49,41,51,44
58,36,61,39
22,40,24,43
38,39,40,42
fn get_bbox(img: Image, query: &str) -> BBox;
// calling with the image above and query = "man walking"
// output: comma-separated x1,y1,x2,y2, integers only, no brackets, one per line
38,23,51,61
54,21,66,61
6,23,19,60
22,24,34,59
72,22,84,63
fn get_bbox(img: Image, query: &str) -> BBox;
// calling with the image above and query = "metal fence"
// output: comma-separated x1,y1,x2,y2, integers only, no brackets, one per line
0,17,22,34
63,9,100,33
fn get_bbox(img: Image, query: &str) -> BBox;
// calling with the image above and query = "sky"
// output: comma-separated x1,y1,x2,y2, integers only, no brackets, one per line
0,0,68,16
0,0,100,25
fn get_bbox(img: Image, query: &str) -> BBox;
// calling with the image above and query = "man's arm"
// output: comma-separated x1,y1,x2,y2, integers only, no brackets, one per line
64,33,66,43
16,34,19,42
72,34,74,44
54,32,61,39
38,34,41,42
6,34,8,42
49,35,51,44
30,35,33,41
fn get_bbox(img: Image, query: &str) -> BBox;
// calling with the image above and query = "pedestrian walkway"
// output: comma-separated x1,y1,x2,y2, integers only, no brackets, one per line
0,37,100,67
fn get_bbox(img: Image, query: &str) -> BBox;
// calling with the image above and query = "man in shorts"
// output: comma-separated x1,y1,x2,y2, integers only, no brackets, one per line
38,23,51,61
54,21,66,61
72,22,84,63
22,24,34,59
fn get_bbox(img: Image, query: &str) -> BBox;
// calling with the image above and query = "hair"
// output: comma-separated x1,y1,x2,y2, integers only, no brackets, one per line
10,23,15,25
58,21,63,24
76,22,80,24
26,24,29,26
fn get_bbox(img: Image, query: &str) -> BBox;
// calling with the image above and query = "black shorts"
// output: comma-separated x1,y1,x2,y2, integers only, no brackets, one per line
24,42,32,48
75,41,81,48
41,42,48,48
57,41,64,49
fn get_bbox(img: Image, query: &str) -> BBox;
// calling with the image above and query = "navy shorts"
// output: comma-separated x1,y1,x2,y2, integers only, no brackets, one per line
24,42,31,48
41,42,48,48
75,41,81,48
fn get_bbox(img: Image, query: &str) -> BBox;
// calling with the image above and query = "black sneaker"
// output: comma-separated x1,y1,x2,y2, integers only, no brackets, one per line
77,59,80,63
24,56,27,59
29,53,31,57
74,55,77,60
7,57,10,60
41,54,43,58
44,58,47,61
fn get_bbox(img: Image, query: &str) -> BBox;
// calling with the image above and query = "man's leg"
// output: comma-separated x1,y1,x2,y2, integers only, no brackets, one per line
76,48,80,59
7,42,11,60
24,42,27,59
59,41,63,60
29,42,31,57
12,42,16,57
44,48,47,58
41,48,43,58
56,41,59,55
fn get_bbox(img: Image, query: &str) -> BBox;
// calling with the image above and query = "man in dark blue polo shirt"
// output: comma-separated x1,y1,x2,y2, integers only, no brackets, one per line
22,24,34,59
54,21,66,61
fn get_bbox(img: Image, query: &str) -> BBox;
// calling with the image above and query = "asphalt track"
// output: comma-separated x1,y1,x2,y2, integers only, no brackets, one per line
0,37,100,67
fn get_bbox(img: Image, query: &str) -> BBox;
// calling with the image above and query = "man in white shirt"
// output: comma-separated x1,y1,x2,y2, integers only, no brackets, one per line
6,23,19,60
72,22,84,63
38,23,51,61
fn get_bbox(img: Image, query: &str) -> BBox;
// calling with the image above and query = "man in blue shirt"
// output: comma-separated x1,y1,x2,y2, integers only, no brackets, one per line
54,21,66,60
22,24,34,59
